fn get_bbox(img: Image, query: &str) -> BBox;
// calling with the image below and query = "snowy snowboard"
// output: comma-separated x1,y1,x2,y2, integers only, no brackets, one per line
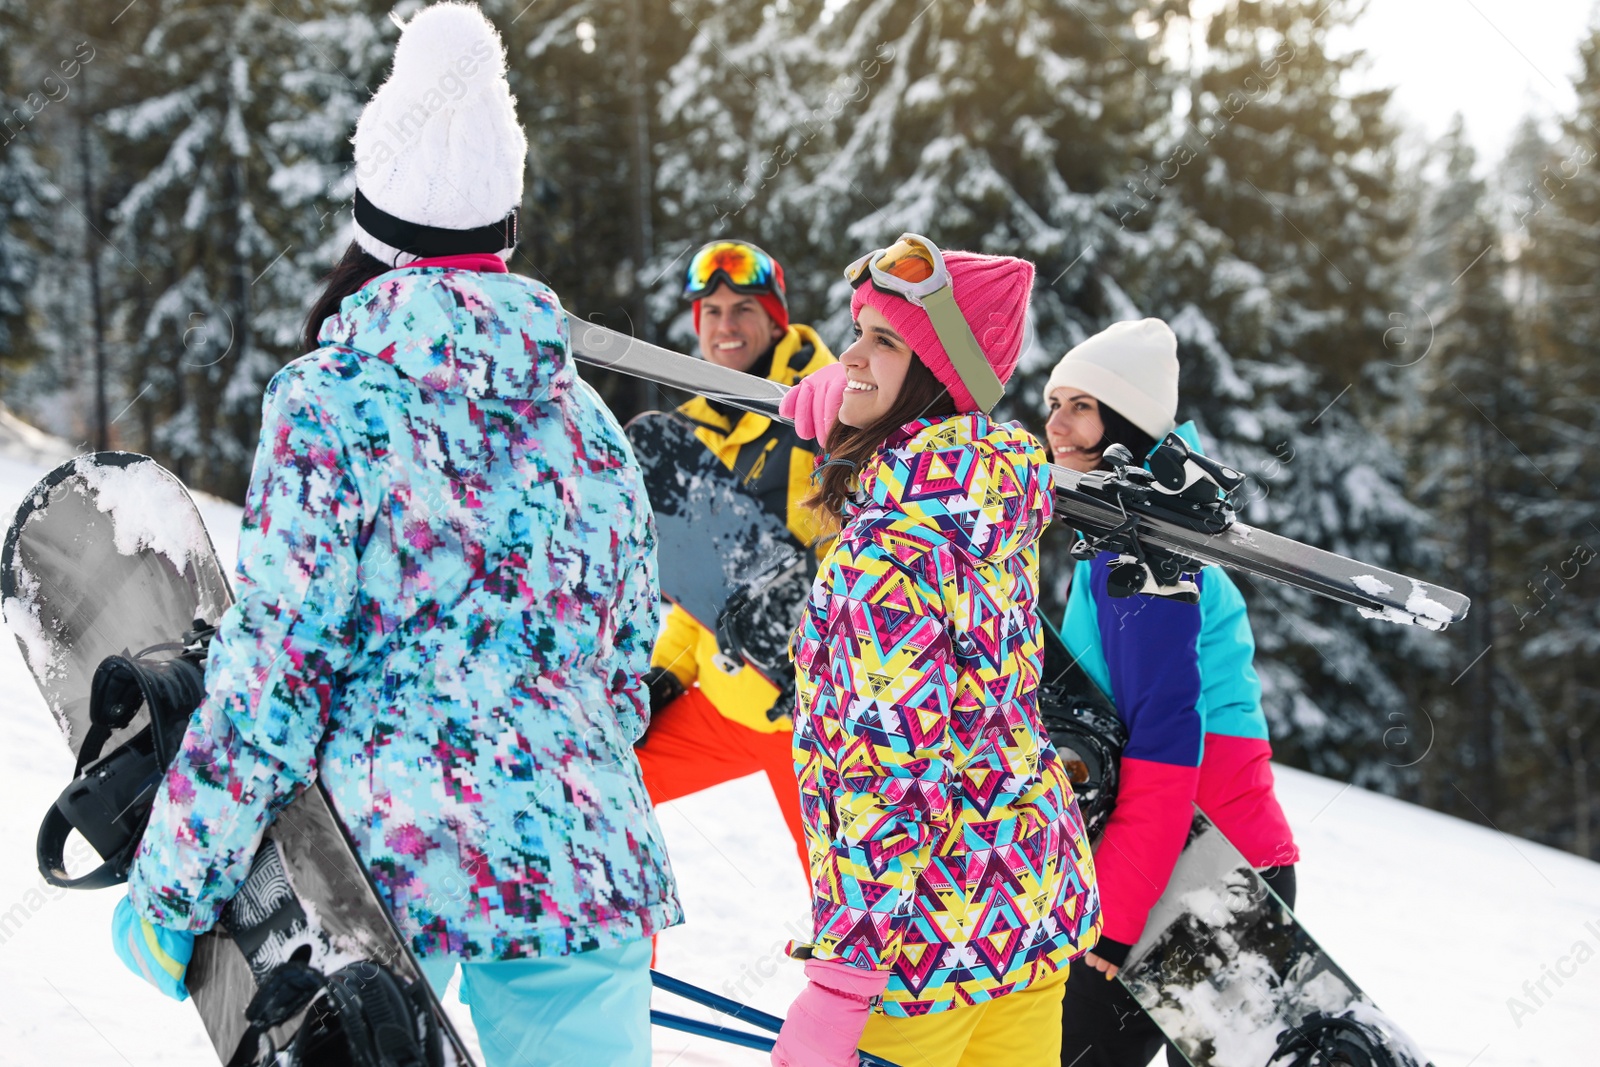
1,452,474,1066
1119,809,1430,1067
626,410,814,691
1034,622,1430,1067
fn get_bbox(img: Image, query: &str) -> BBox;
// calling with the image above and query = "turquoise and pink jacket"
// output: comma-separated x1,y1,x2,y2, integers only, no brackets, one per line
1061,423,1297,948
129,261,682,962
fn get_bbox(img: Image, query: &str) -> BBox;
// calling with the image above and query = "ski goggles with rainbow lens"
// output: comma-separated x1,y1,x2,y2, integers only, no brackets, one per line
844,233,1004,413
683,240,788,309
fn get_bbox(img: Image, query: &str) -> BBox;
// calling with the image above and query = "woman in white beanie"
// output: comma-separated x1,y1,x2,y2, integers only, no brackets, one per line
1042,320,1299,1067
115,5,681,1064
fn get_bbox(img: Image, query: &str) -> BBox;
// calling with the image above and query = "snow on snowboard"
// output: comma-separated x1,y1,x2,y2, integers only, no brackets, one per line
1038,622,1431,1067
1,452,474,1066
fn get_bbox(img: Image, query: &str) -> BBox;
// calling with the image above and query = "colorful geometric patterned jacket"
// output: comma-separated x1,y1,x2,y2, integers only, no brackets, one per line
791,413,1101,1017
128,265,683,962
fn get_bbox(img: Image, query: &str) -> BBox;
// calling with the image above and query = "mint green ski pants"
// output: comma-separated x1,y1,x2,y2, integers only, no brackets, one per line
418,941,652,1067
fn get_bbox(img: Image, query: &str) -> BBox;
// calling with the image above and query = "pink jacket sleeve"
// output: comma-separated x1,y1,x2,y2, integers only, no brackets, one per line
1092,757,1201,945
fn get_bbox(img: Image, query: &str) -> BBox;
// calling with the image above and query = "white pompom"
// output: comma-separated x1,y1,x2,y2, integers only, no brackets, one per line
350,0,527,261
390,1,508,88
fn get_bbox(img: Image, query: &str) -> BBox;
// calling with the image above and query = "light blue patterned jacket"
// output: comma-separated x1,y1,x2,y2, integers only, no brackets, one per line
129,266,682,961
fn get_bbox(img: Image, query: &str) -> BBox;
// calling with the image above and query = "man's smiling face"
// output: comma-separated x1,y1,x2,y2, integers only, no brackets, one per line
696,284,784,372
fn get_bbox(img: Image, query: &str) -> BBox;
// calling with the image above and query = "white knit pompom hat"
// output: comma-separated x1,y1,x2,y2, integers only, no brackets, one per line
1042,318,1180,439
351,2,526,266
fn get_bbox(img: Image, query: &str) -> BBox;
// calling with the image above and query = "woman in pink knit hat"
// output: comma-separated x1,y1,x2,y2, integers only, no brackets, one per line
770,236,1102,1067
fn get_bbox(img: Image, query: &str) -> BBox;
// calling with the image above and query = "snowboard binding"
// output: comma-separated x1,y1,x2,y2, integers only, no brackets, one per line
226,958,444,1067
1041,697,1126,841
712,548,812,718
1269,1009,1432,1067
36,620,217,890
1067,434,1242,603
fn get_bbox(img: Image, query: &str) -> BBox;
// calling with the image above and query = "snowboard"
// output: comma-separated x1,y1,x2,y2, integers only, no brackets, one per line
1037,622,1430,1067
625,409,815,693
1,452,474,1066
1118,810,1431,1067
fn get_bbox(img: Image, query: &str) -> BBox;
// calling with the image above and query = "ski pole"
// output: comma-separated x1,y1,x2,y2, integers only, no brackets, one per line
649,970,905,1067
651,969,785,1032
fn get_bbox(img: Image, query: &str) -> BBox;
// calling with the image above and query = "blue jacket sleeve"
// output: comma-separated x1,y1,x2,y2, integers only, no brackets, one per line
1091,555,1205,766
1085,555,1209,943
128,364,365,930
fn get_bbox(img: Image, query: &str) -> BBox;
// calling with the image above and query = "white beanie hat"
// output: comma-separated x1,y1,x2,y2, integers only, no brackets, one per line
1042,318,1180,439
351,2,526,266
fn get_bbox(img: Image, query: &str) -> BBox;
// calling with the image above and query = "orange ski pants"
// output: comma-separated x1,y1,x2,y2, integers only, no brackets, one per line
634,687,810,879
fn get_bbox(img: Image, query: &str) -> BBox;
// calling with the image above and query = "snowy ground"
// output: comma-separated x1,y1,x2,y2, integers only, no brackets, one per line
1,440,1596,1066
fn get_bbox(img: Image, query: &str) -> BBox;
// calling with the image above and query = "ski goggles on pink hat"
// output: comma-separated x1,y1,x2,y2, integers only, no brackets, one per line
845,233,1004,412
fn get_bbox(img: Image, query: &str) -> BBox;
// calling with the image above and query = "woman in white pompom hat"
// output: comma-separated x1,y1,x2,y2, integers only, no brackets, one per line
1042,320,1299,1067
119,6,680,1064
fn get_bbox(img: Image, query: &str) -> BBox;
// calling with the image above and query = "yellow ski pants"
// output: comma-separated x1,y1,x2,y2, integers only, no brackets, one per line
858,966,1070,1067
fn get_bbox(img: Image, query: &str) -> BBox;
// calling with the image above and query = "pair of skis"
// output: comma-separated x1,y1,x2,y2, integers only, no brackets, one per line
568,320,1471,628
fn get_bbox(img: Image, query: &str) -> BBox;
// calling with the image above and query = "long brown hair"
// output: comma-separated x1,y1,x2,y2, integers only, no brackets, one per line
300,241,389,352
804,355,959,530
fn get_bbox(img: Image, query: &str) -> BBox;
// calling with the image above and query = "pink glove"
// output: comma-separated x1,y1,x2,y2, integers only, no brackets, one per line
778,362,849,448
771,958,890,1067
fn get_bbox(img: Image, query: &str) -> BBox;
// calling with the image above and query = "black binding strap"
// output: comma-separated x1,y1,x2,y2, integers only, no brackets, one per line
354,189,517,257
37,650,207,890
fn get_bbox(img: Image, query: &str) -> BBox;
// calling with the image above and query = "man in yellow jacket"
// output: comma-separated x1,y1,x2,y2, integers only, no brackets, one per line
635,239,832,876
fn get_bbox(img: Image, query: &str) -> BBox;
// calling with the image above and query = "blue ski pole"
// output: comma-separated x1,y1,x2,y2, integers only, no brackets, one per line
650,970,904,1067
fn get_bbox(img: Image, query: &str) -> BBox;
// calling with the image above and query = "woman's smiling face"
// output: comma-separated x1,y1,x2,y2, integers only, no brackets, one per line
1045,387,1105,472
837,304,914,429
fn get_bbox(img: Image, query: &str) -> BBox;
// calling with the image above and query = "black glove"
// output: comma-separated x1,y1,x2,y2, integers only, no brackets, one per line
642,666,685,717
1089,936,1133,970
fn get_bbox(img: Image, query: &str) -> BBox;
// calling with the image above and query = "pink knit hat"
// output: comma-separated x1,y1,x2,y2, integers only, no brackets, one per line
850,250,1035,412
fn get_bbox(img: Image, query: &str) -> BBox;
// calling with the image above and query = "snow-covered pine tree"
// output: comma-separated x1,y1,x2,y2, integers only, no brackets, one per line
486,0,692,416
0,0,49,381
1402,119,1538,824
651,0,839,347
775,0,1177,625
257,0,397,352
0,0,133,449
1132,0,1430,787
94,0,400,499
802,0,1172,371
1515,20,1600,858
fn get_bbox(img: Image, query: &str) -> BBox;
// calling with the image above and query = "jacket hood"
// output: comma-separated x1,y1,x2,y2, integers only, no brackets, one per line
853,414,1052,564
316,267,575,401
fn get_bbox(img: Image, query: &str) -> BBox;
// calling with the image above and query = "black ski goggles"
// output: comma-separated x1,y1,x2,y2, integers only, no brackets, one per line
683,240,788,309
